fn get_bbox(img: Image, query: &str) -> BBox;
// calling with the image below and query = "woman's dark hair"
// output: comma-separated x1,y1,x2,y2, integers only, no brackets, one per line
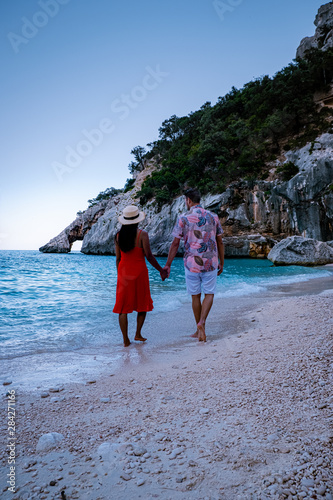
117,223,138,253
183,187,201,204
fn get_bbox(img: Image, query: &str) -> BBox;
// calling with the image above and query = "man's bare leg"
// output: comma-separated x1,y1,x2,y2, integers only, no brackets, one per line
197,294,214,342
191,294,201,337
134,311,147,341
119,313,131,347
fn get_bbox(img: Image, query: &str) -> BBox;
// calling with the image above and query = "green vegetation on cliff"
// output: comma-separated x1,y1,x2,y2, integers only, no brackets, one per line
134,48,333,206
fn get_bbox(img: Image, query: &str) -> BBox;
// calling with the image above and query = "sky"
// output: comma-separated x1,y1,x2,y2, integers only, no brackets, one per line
0,0,327,250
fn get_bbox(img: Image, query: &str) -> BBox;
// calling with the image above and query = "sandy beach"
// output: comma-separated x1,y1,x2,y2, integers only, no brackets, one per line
1,278,333,500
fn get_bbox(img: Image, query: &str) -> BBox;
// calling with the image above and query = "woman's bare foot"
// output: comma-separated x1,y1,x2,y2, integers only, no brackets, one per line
123,340,131,347
134,335,147,342
190,330,199,338
197,323,206,342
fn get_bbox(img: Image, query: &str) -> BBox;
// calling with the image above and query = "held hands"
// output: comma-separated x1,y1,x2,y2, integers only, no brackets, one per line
163,265,171,279
160,268,168,281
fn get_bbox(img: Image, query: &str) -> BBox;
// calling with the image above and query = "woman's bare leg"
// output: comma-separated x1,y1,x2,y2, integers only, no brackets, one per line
134,312,147,341
119,313,130,347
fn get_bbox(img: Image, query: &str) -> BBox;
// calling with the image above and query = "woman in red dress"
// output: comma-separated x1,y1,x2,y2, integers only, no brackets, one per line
113,205,167,346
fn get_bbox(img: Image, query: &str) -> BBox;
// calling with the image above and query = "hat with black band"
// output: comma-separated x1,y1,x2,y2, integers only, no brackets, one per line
118,205,146,225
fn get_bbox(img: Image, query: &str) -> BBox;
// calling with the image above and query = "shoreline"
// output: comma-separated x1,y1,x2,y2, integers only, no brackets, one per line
0,276,332,498
1,272,333,391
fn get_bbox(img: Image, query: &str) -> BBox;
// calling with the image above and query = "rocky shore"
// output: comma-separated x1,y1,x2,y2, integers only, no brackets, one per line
1,287,332,499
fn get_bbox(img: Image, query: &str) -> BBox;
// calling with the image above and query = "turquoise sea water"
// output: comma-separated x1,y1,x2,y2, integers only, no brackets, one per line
0,250,332,360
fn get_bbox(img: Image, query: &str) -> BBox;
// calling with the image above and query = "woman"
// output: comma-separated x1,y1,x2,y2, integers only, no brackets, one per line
113,205,167,346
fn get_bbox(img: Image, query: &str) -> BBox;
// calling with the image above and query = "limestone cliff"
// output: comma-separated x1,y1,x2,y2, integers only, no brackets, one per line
39,203,107,253
296,2,333,59
39,133,333,257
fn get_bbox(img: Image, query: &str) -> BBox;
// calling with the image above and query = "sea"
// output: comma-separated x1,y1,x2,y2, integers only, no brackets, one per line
1,250,332,363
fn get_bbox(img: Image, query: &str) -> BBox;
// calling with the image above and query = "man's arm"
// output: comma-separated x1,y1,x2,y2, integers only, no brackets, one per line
164,237,180,277
216,234,224,276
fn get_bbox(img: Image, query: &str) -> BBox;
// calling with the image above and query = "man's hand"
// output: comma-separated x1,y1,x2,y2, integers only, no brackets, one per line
163,265,171,278
217,263,223,276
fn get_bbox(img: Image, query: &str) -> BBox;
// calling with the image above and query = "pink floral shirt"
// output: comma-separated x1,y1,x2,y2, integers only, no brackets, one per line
172,205,223,273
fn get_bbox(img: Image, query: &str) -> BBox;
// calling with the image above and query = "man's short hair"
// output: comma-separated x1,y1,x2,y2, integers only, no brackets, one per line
183,188,201,204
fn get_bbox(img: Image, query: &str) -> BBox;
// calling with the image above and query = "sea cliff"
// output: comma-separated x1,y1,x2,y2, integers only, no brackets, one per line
39,133,333,257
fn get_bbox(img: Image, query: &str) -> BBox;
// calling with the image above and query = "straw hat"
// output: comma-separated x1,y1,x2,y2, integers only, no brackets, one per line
118,205,145,225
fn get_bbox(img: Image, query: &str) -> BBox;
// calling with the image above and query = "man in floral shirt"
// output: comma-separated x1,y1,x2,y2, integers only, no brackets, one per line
164,188,224,342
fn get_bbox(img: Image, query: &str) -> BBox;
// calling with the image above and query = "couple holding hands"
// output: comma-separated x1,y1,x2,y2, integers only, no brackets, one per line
113,188,224,346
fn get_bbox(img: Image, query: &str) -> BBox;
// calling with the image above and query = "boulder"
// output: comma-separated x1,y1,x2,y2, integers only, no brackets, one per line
97,442,132,463
268,236,333,266
223,235,276,258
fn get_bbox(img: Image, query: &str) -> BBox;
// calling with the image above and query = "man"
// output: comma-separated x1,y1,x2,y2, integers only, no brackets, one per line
164,188,224,342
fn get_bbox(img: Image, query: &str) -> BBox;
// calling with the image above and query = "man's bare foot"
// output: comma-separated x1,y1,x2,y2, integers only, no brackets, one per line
134,335,147,342
197,323,206,342
123,340,131,347
190,330,198,338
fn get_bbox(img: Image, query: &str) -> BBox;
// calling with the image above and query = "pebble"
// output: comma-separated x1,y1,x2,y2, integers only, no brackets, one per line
41,392,50,398
301,477,315,487
199,408,210,415
120,473,131,481
100,397,110,403
267,434,279,442
137,479,145,486
3,380,12,386
169,448,183,459
133,446,147,456
317,485,326,495
36,432,64,452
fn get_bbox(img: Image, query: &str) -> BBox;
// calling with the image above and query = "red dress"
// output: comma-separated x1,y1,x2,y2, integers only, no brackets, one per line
113,232,153,314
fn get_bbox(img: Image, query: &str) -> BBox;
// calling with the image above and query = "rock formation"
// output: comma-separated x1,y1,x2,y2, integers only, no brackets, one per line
296,2,333,59
39,203,107,253
39,133,333,257
268,236,333,266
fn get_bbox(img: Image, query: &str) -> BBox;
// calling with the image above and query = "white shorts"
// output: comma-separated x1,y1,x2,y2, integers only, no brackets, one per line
185,268,217,295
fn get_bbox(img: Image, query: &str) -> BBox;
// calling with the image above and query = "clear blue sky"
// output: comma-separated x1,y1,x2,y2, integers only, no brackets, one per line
0,0,326,250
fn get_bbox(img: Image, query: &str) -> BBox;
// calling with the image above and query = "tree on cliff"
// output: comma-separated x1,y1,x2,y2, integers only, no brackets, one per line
128,146,146,174
137,47,333,206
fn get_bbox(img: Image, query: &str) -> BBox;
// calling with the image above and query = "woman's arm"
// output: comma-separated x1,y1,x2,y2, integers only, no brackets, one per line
115,234,121,270
141,231,167,279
